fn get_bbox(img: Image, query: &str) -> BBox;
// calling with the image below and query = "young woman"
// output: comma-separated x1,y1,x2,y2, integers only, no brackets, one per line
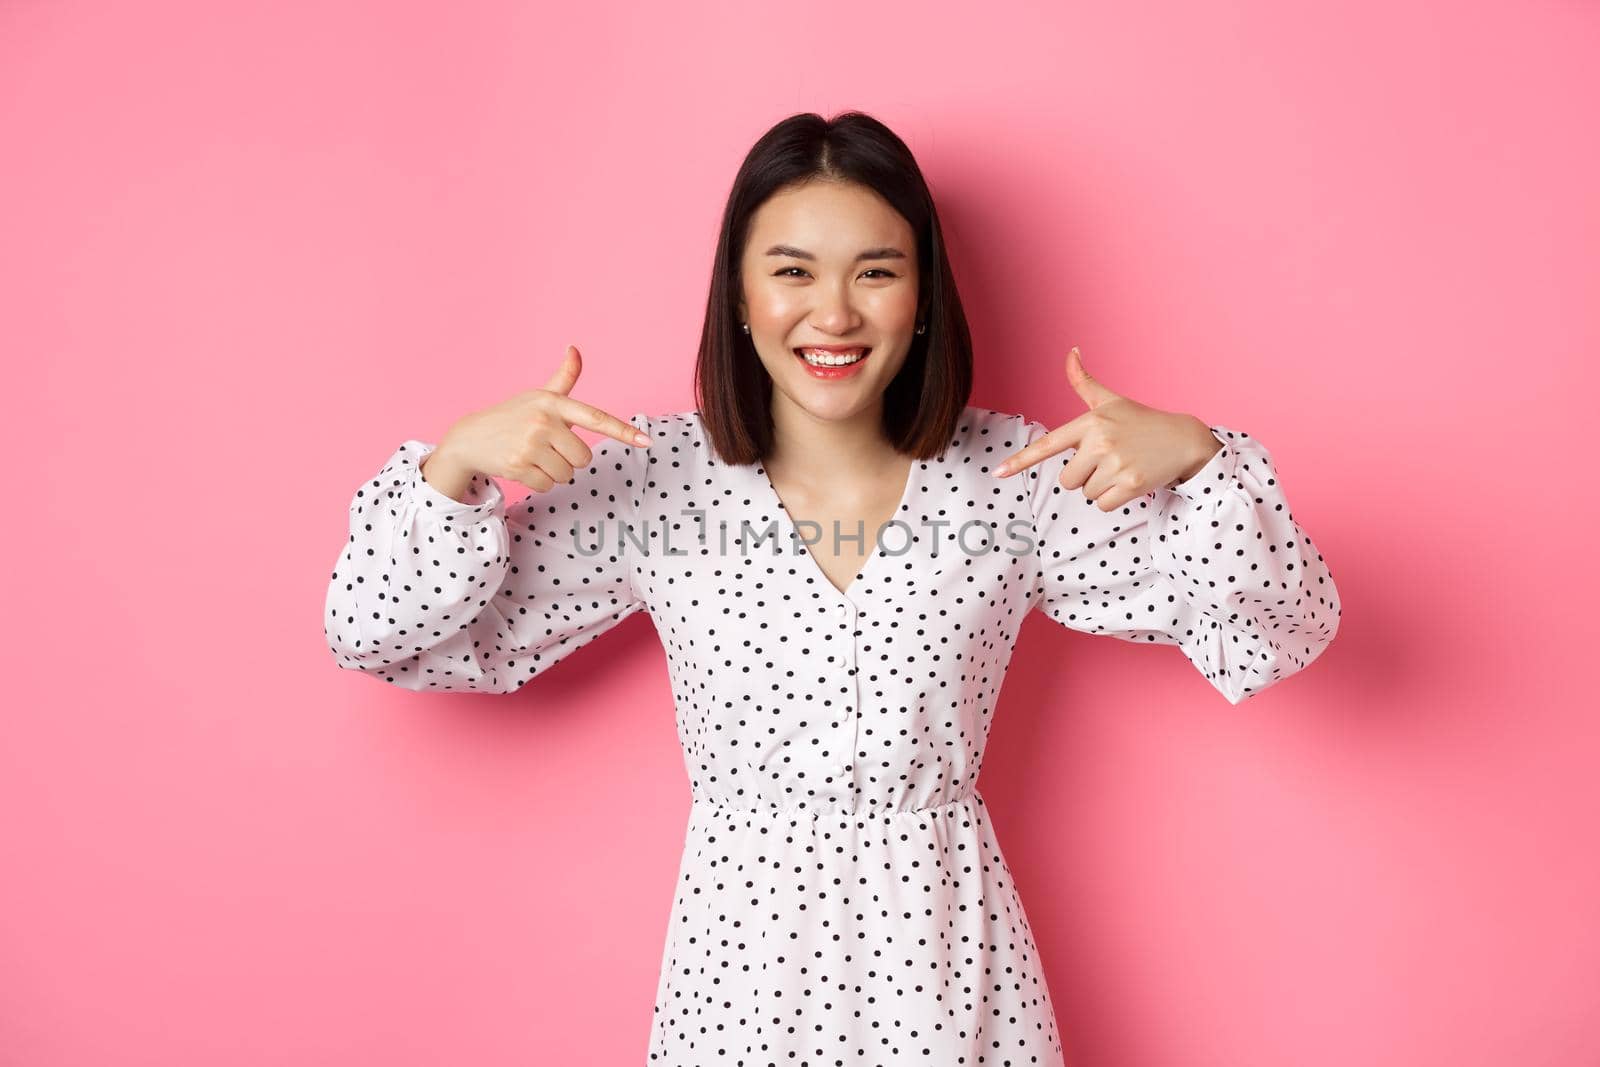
325,111,1340,1065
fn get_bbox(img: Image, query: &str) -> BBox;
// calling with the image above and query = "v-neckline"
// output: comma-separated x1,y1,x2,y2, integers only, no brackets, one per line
754,449,921,602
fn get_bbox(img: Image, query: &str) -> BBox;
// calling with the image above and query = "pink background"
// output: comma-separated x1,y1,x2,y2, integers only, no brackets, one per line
4,1,1597,1064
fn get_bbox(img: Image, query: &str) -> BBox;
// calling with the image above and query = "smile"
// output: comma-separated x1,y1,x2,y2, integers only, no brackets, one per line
794,347,871,367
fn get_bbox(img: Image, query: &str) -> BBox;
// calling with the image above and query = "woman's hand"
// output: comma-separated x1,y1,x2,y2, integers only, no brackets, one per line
429,344,652,495
993,347,1222,512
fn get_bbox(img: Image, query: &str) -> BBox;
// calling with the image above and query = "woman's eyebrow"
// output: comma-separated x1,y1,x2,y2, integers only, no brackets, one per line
763,244,908,262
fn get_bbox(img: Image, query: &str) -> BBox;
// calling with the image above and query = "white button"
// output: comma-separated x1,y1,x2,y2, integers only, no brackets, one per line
835,602,849,617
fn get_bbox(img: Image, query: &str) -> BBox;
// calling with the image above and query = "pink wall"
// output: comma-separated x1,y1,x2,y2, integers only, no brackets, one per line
4,1,1596,1064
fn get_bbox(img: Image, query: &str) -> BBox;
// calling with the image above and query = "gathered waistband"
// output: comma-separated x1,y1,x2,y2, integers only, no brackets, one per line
690,792,980,820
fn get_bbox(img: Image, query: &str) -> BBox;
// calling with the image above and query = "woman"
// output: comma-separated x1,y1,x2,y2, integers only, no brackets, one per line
325,111,1340,1064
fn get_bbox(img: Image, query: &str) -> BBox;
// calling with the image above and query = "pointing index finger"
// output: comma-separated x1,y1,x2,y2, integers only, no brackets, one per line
993,419,1080,477
557,395,652,447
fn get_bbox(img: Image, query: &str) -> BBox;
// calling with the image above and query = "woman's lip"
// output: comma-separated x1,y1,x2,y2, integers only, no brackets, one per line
794,346,871,380
793,346,872,355
793,347,870,379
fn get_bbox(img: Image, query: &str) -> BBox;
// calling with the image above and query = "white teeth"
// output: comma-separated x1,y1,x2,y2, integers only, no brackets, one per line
798,348,868,366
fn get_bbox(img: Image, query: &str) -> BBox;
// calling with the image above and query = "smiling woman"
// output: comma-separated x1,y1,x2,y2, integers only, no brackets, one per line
694,113,973,466
324,109,1341,1067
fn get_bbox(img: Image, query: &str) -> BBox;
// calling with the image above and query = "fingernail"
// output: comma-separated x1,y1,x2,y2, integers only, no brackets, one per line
634,432,651,445
994,462,1011,476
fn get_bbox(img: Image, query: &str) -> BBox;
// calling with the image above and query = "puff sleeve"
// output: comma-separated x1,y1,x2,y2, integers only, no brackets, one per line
324,414,652,694
1021,419,1341,704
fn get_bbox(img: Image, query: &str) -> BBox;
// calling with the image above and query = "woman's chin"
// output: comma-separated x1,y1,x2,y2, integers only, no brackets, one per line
764,353,906,422
778,379,882,423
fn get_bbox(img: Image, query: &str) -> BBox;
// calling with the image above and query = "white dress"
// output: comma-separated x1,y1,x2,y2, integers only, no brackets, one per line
325,404,1340,1065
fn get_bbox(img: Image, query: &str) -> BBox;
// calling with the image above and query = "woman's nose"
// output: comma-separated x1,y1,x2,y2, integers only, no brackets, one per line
810,287,860,333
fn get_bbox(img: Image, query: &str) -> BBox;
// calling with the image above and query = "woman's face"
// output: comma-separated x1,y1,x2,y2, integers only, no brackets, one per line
738,179,921,425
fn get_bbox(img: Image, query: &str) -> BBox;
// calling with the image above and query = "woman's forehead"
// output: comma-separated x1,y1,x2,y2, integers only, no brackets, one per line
746,183,912,250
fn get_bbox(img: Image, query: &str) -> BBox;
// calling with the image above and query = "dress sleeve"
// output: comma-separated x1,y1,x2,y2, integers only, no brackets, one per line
324,414,651,694
1021,418,1341,705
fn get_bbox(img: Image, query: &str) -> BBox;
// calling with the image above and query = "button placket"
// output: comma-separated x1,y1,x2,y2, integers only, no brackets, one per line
836,598,860,781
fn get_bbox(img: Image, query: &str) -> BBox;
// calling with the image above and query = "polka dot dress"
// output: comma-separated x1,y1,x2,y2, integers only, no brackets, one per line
326,405,1340,1064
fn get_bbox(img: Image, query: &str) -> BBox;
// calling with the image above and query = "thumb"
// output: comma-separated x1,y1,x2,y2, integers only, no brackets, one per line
542,344,582,396
1065,346,1118,408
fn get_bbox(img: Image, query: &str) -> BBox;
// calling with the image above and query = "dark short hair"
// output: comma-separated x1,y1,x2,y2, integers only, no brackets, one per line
694,110,974,465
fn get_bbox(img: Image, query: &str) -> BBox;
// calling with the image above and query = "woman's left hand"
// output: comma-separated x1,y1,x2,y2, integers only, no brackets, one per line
993,346,1224,512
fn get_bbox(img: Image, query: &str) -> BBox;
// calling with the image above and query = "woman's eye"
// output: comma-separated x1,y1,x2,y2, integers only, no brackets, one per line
774,267,898,279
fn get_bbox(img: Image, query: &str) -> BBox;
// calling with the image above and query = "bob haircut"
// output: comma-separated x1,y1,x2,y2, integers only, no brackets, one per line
694,110,975,465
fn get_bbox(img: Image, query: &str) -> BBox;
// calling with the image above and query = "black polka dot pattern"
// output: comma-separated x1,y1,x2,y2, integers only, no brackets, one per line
1020,416,1341,706
325,405,1340,1064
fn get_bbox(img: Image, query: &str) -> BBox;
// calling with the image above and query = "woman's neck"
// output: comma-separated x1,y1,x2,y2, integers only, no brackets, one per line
765,394,900,493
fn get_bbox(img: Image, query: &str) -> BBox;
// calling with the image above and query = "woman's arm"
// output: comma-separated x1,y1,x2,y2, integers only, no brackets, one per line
1021,417,1341,704
323,415,651,694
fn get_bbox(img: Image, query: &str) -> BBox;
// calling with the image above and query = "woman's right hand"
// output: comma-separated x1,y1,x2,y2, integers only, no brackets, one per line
426,344,652,496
